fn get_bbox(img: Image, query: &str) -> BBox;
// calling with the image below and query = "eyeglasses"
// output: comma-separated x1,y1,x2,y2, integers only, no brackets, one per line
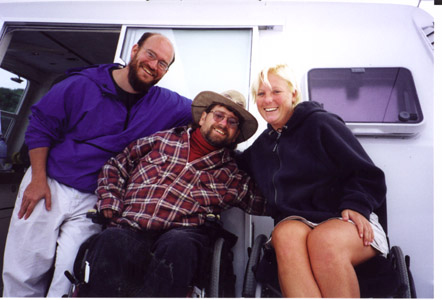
142,47,170,72
210,111,240,129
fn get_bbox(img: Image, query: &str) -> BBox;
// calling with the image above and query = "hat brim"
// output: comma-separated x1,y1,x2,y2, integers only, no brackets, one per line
191,91,258,143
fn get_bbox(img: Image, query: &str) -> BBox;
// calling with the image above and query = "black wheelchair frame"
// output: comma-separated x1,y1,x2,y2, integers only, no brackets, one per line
64,211,238,298
242,204,416,298
192,227,238,298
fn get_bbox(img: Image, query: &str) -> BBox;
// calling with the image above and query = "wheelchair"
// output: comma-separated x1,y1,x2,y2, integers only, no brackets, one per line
64,211,238,298
242,204,416,298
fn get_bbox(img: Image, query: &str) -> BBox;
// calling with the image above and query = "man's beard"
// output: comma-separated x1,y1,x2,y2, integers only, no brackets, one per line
128,58,159,93
202,126,234,148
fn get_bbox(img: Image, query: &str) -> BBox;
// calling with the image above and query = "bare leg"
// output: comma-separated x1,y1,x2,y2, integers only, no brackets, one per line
271,220,322,297
307,219,377,298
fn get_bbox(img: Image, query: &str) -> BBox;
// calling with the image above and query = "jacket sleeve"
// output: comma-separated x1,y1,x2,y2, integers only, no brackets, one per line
172,94,193,127
25,76,89,150
95,137,154,214
153,87,193,128
316,113,386,220
231,169,267,216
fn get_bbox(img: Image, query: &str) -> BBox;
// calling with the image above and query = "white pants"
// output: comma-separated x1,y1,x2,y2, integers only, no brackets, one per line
2,168,102,297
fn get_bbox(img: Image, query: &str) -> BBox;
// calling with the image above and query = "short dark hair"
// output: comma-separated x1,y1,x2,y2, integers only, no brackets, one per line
137,32,175,66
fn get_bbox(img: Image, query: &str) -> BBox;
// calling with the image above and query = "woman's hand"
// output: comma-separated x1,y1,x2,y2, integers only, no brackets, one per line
341,209,373,246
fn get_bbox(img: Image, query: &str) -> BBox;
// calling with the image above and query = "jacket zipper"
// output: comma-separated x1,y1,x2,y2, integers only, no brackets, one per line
101,88,131,130
272,130,282,206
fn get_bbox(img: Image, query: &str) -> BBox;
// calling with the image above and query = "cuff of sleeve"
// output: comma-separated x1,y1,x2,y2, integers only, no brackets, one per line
97,196,123,215
339,202,371,220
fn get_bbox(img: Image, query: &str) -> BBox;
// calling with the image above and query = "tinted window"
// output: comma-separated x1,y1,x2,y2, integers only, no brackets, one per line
307,67,423,124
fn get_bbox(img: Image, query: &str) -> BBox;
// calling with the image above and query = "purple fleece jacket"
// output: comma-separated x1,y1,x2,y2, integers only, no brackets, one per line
25,63,192,193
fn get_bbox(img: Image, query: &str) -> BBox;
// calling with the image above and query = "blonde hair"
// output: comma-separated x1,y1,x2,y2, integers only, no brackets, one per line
251,63,302,108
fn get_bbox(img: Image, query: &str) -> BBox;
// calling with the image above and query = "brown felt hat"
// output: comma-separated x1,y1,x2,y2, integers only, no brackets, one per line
191,90,258,143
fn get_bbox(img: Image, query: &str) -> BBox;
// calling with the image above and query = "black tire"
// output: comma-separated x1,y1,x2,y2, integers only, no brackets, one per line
208,237,225,298
405,255,417,298
242,234,268,297
391,246,412,298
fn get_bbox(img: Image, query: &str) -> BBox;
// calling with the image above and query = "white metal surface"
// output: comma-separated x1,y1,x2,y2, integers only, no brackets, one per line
0,1,436,297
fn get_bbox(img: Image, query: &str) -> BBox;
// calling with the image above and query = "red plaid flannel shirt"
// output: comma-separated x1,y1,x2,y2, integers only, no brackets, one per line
96,127,266,231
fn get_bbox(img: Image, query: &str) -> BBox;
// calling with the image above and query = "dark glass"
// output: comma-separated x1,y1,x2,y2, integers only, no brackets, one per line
307,67,423,123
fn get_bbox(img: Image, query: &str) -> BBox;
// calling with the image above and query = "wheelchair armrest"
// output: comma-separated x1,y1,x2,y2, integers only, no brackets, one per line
204,214,238,248
86,209,108,225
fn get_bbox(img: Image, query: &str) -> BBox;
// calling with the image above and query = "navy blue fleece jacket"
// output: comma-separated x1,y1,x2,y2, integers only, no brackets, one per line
237,101,386,224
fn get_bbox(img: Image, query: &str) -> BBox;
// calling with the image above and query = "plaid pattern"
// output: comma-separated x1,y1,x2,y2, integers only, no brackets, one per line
96,127,266,231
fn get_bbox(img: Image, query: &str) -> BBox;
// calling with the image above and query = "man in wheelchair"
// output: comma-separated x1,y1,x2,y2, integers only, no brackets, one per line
72,90,266,297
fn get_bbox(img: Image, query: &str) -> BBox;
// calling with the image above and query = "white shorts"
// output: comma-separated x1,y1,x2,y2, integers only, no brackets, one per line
268,213,389,256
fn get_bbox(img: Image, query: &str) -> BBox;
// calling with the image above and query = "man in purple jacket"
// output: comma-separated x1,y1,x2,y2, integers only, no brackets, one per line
2,32,192,297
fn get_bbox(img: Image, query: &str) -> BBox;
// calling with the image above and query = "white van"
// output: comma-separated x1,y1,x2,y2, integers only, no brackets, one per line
0,0,434,297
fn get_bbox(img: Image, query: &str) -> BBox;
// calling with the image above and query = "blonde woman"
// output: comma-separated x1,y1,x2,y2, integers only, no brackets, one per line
237,64,388,297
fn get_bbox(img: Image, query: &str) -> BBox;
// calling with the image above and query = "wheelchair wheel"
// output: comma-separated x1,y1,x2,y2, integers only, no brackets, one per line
405,255,417,298
390,246,412,298
207,236,236,298
208,237,225,297
242,234,268,297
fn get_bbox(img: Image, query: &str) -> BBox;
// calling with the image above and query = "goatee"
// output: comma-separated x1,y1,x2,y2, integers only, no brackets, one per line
203,126,231,148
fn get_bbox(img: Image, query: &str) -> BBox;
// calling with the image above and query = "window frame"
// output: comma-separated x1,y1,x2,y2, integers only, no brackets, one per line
305,67,425,137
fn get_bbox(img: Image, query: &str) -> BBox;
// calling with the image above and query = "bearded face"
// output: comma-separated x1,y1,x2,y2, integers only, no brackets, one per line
127,35,174,93
199,105,240,148
127,53,159,93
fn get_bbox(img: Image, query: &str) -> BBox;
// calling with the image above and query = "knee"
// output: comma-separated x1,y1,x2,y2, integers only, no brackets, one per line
97,228,126,247
271,222,290,250
271,221,310,254
153,228,208,265
307,226,346,269
90,228,137,260
157,229,197,253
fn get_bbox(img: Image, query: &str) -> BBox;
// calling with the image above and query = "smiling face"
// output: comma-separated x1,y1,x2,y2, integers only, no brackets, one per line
128,35,174,93
199,104,240,148
256,73,297,131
